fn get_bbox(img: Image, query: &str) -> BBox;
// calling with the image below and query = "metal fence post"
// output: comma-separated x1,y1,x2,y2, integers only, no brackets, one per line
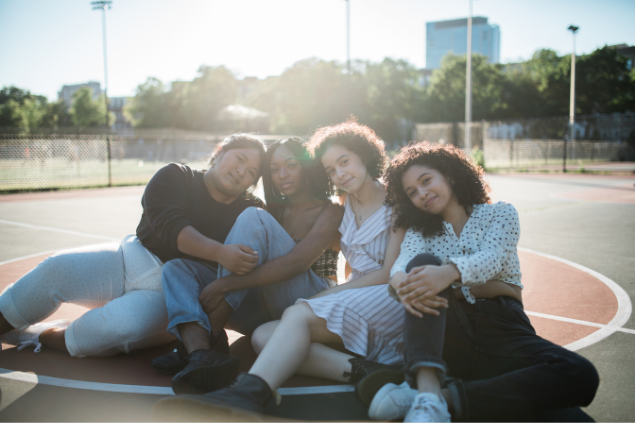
107,134,112,186
562,134,568,173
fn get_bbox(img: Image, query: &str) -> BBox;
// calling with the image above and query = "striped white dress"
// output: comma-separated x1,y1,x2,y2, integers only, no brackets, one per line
300,196,406,365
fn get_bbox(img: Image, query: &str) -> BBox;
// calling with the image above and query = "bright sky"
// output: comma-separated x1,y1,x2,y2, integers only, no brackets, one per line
1,0,634,101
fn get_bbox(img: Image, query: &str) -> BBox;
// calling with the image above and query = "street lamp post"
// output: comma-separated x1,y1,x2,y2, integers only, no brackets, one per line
568,25,579,145
465,0,473,151
92,0,112,186
343,0,351,114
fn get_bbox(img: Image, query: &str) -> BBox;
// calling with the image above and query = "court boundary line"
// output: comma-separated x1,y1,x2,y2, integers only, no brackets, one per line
0,219,120,242
518,247,633,351
0,248,630,395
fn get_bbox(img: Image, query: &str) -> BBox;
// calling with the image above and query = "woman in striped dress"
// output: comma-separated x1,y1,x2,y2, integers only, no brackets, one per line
152,121,448,421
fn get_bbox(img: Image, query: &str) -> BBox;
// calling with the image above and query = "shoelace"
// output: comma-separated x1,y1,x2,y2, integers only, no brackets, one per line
17,340,42,353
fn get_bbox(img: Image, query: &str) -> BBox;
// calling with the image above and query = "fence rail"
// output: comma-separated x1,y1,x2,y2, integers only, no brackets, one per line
413,114,635,169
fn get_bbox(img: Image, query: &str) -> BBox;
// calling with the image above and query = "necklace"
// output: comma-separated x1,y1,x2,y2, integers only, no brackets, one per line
353,187,379,221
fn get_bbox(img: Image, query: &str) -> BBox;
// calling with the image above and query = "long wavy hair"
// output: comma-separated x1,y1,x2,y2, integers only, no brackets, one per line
384,142,491,237
263,137,332,221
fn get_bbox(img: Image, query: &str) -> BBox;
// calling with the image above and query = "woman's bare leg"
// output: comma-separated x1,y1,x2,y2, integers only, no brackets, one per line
252,320,354,383
248,303,352,389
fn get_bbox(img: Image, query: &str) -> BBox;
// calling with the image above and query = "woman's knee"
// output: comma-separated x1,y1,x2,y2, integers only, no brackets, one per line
406,253,442,273
251,320,280,354
567,353,600,405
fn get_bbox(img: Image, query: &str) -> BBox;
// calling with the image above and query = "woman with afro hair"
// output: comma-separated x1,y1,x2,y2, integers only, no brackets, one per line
356,142,599,422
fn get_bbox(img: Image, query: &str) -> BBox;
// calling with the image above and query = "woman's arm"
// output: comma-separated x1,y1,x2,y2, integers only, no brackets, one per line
447,202,520,286
308,226,406,299
199,204,344,311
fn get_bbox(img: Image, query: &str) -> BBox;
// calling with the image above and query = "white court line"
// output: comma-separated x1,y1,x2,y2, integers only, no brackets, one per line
0,248,66,266
0,219,119,242
519,247,633,351
525,311,635,335
0,368,353,396
0,248,631,395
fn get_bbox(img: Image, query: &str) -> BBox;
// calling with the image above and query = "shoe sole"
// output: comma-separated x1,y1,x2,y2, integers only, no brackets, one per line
356,368,405,407
368,383,413,421
172,356,240,395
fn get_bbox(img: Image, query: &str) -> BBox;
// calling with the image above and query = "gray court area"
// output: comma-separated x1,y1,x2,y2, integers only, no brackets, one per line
0,173,634,421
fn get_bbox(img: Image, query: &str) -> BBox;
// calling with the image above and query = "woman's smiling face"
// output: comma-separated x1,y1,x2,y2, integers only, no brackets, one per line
212,147,261,197
320,144,369,194
269,144,305,197
401,164,455,215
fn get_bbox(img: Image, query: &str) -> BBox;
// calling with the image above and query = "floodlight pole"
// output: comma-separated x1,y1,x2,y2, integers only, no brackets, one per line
345,0,350,74
92,0,112,186
568,25,579,144
464,0,473,151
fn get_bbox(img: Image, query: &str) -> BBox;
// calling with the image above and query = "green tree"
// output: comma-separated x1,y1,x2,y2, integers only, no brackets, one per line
70,87,113,127
40,100,72,128
125,77,170,128
0,86,49,133
181,65,237,131
249,58,351,134
423,54,508,122
363,58,424,141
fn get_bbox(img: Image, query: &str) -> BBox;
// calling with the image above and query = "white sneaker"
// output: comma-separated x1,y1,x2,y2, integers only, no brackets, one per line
369,381,417,421
0,320,70,353
404,392,451,423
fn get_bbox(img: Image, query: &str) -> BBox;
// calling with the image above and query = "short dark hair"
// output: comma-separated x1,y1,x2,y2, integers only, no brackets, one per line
384,142,491,237
263,137,332,220
208,133,266,185
308,118,387,183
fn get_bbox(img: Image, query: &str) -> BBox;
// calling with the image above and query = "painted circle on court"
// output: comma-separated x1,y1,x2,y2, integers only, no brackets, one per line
0,248,631,394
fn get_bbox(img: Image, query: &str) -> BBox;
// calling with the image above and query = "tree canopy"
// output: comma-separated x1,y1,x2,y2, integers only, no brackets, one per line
2,45,633,139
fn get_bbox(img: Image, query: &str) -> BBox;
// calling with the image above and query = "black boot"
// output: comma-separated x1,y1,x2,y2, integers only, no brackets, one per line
349,358,405,407
153,373,277,422
171,348,240,395
151,330,230,375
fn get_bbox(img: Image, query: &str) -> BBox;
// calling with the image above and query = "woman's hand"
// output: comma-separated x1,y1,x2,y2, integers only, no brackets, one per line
397,264,459,314
402,294,448,318
199,279,228,315
391,272,448,317
219,244,259,275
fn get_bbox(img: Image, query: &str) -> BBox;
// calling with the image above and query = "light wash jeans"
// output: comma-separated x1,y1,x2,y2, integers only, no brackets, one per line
162,207,330,338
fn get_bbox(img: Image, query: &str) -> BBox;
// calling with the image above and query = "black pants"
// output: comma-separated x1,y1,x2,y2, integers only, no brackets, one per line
403,254,599,422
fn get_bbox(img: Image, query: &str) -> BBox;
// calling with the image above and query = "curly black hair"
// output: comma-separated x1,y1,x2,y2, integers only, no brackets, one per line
384,142,491,237
307,118,387,186
263,137,333,221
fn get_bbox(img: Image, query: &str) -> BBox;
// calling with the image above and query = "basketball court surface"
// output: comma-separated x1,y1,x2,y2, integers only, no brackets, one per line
0,172,634,421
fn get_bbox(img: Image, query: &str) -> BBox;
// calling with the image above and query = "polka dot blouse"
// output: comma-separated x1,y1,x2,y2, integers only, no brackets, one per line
390,201,523,304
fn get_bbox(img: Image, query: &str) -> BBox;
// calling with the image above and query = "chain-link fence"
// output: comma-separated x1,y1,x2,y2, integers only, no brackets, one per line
0,132,286,192
413,114,635,169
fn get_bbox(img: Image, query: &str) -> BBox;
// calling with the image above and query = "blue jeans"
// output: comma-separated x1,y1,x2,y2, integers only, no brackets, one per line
403,254,599,421
162,207,330,339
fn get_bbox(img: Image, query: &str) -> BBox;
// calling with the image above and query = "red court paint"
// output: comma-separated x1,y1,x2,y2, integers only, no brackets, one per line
0,249,622,388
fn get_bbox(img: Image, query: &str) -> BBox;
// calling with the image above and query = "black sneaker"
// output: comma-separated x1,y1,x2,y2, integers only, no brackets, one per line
153,373,276,422
150,330,230,375
151,342,189,375
351,358,405,407
171,349,240,395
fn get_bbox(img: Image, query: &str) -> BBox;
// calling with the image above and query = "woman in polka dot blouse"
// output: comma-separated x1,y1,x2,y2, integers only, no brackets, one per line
357,142,599,422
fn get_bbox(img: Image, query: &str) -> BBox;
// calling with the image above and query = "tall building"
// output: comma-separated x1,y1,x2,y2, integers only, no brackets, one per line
58,82,102,108
426,17,500,69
